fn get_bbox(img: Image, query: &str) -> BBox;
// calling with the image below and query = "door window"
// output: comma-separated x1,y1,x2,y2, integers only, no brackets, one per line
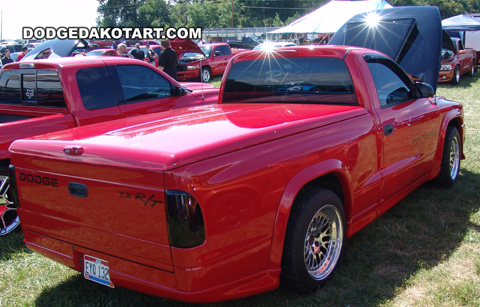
116,65,173,103
367,58,413,108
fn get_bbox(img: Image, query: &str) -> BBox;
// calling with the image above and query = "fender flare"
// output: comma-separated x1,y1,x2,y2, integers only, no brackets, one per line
430,107,465,180
266,159,351,269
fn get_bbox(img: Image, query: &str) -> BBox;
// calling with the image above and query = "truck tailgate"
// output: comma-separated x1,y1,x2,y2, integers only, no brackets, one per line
13,158,172,272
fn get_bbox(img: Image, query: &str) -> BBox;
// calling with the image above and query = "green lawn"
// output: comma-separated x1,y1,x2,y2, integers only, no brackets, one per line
1,74,479,306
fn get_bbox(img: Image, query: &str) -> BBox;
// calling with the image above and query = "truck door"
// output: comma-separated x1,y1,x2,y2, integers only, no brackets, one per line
366,56,441,212
69,66,123,125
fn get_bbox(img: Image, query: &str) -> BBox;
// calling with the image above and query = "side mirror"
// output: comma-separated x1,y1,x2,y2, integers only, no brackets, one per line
414,82,434,98
174,86,188,96
214,50,221,57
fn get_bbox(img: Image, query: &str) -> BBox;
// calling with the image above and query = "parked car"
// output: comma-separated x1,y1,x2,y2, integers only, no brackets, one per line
253,42,297,50
0,56,219,236
439,31,477,84
8,6,464,303
20,39,90,61
0,44,23,56
176,42,234,82
85,48,118,57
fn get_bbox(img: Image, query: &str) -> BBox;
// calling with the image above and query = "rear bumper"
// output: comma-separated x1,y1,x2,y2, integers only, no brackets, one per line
23,229,280,303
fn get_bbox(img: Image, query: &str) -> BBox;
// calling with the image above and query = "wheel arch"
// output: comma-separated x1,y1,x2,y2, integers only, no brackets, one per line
430,112,465,180
267,159,351,270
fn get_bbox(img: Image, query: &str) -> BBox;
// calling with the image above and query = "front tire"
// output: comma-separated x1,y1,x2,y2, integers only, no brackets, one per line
452,66,461,84
200,67,211,83
281,187,345,293
436,126,461,187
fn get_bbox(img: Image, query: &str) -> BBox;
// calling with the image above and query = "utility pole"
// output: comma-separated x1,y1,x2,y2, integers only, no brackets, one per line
231,0,234,28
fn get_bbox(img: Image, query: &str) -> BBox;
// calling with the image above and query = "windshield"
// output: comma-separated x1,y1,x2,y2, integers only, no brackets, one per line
200,46,212,57
223,56,357,105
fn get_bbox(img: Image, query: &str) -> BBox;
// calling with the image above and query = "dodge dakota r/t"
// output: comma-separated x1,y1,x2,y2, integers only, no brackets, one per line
8,6,465,302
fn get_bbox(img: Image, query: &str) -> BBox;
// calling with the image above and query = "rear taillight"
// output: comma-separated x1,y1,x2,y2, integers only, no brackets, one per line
165,190,205,248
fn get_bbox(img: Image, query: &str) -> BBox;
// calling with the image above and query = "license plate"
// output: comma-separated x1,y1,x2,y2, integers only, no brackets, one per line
83,254,114,288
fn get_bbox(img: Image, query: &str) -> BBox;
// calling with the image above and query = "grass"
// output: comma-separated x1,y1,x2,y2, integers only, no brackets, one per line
1,74,479,306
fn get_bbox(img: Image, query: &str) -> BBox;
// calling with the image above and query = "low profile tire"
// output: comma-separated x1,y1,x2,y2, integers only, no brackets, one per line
281,187,345,293
452,66,461,84
0,176,20,237
200,67,211,83
436,126,461,187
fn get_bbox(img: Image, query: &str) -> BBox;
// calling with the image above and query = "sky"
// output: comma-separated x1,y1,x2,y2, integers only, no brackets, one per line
1,0,100,40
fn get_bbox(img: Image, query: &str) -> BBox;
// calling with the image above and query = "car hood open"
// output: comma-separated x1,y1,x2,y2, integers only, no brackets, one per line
21,39,90,61
170,39,204,60
329,6,442,92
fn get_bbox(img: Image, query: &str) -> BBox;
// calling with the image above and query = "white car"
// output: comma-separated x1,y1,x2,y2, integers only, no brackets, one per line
253,42,297,50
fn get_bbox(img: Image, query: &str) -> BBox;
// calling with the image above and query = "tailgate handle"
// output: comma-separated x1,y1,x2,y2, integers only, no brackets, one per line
68,182,88,198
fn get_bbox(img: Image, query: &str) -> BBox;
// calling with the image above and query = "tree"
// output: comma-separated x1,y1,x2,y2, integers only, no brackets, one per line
97,0,145,27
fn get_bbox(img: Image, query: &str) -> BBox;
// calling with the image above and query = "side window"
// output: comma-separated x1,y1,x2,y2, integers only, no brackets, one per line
116,65,172,103
367,61,412,107
76,67,117,110
0,70,21,104
221,45,232,55
213,47,223,57
37,70,66,107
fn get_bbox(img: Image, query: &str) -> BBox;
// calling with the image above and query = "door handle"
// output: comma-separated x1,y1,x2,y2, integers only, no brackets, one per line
384,123,394,136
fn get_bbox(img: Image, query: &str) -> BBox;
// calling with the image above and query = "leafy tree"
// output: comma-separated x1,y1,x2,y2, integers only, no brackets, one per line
97,0,480,30
97,0,145,27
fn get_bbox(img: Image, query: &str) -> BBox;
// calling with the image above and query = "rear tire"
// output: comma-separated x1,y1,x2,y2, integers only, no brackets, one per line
435,126,461,187
0,176,20,237
281,187,345,293
468,60,475,77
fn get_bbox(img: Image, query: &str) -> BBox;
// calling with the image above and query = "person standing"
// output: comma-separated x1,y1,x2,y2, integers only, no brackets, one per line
130,43,144,60
158,40,178,80
117,43,133,58
16,46,28,61
146,43,157,65
2,49,14,65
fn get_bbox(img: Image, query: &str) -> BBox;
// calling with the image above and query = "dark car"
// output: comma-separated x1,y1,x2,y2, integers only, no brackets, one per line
0,44,23,56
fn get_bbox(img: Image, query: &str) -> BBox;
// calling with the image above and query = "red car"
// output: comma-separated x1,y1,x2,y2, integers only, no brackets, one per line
176,42,234,82
85,48,118,57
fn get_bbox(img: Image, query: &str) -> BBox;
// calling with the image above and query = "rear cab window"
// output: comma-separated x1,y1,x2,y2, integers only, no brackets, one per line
223,56,357,105
0,68,66,108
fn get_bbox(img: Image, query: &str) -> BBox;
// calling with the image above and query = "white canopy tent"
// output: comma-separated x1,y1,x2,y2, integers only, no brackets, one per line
270,0,392,34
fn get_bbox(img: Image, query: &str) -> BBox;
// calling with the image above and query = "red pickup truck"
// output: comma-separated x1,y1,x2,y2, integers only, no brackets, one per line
176,42,234,82
8,7,465,303
0,56,219,236
439,32,477,84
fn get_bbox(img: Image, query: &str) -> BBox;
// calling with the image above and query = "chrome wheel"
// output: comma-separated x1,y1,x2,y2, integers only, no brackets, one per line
453,66,460,84
281,188,345,293
0,176,20,236
304,204,343,280
448,134,460,180
201,67,211,83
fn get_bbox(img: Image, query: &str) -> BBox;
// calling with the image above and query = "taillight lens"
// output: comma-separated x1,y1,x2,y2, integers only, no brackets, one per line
165,190,205,248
